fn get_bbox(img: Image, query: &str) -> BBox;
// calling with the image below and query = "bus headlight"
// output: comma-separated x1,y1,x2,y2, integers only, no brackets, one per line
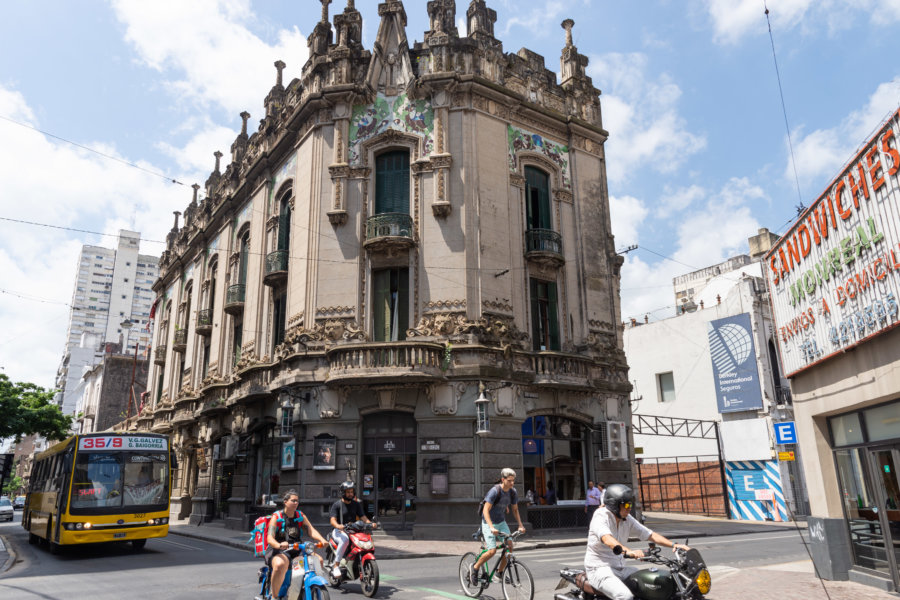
83,522,92,530
695,568,711,595
75,523,84,530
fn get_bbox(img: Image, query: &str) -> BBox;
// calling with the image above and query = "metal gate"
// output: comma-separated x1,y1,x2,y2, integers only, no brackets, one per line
636,455,727,517
632,415,730,518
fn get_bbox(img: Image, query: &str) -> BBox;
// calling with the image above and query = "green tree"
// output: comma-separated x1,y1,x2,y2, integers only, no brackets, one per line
3,475,24,496
0,374,71,441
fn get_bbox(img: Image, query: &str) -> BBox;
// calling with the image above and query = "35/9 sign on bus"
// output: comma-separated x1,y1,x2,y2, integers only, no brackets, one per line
78,436,166,451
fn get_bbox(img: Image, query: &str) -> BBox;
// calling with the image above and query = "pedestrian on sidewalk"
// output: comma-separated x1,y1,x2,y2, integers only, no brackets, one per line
585,481,603,517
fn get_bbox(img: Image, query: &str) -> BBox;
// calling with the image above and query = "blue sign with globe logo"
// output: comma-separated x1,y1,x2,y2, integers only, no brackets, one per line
707,313,764,413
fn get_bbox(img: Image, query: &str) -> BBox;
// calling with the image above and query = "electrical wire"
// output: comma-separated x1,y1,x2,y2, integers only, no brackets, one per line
0,114,187,187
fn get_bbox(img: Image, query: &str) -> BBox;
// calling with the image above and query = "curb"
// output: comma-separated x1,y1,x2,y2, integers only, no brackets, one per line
0,535,17,574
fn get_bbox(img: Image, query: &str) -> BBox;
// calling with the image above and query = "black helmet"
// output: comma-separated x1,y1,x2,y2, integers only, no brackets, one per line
603,483,635,515
340,481,355,495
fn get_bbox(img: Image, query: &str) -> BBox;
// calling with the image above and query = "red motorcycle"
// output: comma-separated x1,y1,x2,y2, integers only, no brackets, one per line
324,520,379,597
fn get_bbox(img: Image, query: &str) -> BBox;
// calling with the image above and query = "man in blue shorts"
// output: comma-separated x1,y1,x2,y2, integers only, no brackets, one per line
471,468,526,583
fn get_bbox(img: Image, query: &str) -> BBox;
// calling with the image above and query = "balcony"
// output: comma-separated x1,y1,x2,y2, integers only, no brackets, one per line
364,213,415,252
530,351,593,389
196,309,213,335
154,346,167,365
264,250,289,286
525,228,564,268
224,283,246,314
325,341,446,385
172,329,187,353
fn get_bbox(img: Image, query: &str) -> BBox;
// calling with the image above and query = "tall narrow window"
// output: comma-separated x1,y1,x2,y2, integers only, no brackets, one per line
278,195,291,253
209,263,217,314
525,166,551,230
202,339,211,378
273,290,287,349
238,230,250,286
233,320,243,367
530,278,560,351
372,268,409,342
375,151,410,214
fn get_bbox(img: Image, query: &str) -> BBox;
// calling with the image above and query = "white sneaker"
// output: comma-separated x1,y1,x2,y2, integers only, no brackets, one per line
332,566,342,578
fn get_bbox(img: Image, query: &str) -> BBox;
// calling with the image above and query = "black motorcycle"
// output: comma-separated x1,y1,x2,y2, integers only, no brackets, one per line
554,542,711,600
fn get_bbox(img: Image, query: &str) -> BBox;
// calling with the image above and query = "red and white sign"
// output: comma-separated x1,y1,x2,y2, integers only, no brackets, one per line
78,436,167,452
765,107,900,376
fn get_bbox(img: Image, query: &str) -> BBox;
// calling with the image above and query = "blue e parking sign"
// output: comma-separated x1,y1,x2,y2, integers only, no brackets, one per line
774,422,797,445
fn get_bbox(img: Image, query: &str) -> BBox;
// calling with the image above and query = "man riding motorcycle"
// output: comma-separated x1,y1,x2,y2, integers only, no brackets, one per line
328,481,377,579
584,484,690,600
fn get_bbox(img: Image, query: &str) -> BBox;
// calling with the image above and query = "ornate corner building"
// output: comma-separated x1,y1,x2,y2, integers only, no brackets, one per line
136,0,632,536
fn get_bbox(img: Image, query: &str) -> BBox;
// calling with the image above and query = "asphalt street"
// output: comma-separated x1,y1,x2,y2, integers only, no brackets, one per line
1,511,813,600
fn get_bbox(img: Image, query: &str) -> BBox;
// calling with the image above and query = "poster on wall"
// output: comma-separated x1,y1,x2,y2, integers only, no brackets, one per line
707,313,764,413
281,440,296,470
313,436,336,470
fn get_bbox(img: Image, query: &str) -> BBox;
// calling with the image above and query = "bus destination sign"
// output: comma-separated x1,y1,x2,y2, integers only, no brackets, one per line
78,436,167,451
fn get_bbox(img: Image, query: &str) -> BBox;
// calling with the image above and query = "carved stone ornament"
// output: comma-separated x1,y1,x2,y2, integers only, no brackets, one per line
407,312,465,337
430,384,457,415
431,202,451,218
509,173,526,188
327,209,349,226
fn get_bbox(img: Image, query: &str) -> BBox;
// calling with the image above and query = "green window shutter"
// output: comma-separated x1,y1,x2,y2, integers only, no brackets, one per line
233,321,243,365
547,282,560,351
397,268,409,341
239,233,249,285
373,270,391,342
529,278,541,351
277,204,291,252
525,167,551,229
376,152,410,214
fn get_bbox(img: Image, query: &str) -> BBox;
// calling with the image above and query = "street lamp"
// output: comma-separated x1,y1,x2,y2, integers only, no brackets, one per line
475,382,492,436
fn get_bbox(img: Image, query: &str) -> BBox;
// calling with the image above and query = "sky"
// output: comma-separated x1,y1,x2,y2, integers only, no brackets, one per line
1,0,899,390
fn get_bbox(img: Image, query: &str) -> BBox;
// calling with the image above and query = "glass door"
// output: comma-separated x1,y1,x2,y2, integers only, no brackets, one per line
868,446,900,587
835,448,892,576
377,456,404,527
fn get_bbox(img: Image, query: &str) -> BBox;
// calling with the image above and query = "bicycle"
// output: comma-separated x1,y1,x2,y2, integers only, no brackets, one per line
458,530,534,600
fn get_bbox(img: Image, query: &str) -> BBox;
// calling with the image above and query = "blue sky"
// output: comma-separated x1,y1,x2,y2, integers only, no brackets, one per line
1,0,899,388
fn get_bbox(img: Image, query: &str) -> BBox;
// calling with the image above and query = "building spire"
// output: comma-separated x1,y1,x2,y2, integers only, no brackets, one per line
562,18,574,47
213,150,222,174
274,60,286,87
320,0,331,22
239,111,250,136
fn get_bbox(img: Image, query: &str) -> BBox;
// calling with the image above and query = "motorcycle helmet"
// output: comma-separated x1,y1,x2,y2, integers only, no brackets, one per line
603,483,635,516
340,480,356,498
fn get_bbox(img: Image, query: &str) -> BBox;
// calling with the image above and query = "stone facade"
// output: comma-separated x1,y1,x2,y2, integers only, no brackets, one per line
127,0,631,537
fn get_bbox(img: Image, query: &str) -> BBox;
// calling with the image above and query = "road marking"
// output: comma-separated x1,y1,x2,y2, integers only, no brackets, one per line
414,587,477,600
379,574,402,581
156,538,203,551
520,547,580,557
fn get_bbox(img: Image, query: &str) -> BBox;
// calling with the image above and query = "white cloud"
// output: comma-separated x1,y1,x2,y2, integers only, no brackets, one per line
658,184,705,218
705,0,900,45
110,0,308,116
609,194,648,247
588,52,706,184
789,77,900,187
618,178,764,322
497,0,567,39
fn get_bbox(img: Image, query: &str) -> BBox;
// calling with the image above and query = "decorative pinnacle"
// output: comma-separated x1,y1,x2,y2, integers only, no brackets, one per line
191,183,200,203
239,111,250,135
346,0,354,9
274,60,285,86
213,150,222,172
320,0,331,22
562,19,574,47
172,211,181,231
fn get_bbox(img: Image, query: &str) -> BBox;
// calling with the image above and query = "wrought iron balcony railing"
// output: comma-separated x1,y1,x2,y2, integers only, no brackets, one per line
264,250,289,286
364,213,414,249
525,228,563,256
154,346,167,365
196,309,213,335
224,283,246,314
172,329,187,352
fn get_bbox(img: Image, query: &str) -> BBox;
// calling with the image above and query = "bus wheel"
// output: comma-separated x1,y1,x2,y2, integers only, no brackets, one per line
132,539,147,551
28,532,38,545
48,541,61,555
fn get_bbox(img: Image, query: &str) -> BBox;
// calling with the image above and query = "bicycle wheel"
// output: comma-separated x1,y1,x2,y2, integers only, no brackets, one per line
458,552,485,597
501,558,534,600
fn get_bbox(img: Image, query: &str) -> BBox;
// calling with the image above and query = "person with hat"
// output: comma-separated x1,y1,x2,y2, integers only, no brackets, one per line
583,484,690,600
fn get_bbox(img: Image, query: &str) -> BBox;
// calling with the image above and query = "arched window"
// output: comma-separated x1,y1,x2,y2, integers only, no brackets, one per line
238,230,250,286
277,194,291,253
525,166,551,230
208,261,218,313
375,151,410,215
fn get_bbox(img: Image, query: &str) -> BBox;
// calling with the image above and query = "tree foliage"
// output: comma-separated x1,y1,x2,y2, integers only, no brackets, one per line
3,475,24,495
0,374,72,441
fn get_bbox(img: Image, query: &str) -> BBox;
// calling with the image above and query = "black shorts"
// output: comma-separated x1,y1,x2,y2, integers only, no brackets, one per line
265,546,299,566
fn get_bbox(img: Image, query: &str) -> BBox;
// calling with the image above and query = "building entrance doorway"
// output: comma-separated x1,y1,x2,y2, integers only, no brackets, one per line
361,412,417,530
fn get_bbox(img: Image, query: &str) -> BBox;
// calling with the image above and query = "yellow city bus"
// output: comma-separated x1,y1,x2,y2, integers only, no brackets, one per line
22,432,173,552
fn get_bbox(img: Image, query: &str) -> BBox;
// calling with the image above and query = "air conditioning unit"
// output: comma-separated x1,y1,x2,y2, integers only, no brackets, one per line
222,435,237,460
598,420,627,461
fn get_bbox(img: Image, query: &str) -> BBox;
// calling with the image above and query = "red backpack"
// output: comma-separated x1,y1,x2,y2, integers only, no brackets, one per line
248,510,304,557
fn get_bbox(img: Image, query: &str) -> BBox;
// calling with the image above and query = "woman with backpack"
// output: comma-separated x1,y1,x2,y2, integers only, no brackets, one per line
266,489,328,600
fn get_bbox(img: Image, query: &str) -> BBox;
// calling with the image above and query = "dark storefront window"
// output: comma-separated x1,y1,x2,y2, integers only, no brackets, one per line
830,400,900,583
521,416,586,505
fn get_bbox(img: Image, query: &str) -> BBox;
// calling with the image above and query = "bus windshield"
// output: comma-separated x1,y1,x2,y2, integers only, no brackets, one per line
71,451,169,511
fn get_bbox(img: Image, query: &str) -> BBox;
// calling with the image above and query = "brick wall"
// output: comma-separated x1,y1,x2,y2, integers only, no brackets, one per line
637,459,726,517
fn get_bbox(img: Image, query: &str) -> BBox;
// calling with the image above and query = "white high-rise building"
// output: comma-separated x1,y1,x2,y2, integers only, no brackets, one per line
55,230,159,415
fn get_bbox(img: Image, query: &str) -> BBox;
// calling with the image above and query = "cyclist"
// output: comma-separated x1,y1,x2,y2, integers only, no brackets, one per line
584,484,690,600
328,481,377,578
471,468,526,584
